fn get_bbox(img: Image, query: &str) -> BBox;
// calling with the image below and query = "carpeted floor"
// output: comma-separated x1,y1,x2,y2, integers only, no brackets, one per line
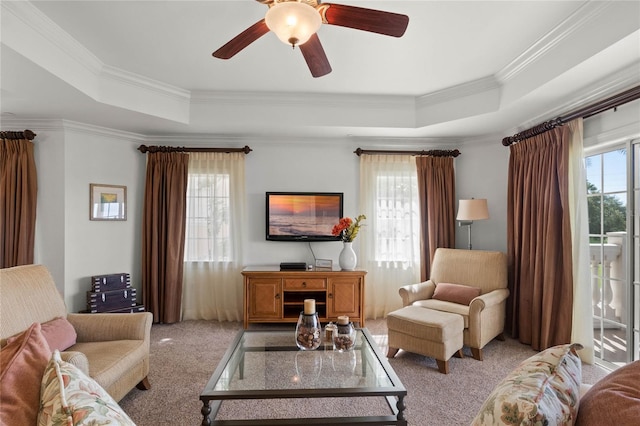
118,319,610,425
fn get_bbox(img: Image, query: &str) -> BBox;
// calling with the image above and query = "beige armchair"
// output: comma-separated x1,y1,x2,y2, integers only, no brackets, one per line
0,264,152,402
398,248,508,361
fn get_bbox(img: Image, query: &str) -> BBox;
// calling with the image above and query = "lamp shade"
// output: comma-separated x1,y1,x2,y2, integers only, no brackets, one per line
456,199,489,221
265,1,322,47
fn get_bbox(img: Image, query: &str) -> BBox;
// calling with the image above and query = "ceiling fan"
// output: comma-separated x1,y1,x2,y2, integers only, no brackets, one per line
212,0,409,78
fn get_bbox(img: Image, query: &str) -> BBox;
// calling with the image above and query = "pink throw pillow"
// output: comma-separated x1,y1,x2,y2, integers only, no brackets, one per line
575,360,640,425
432,282,481,305
41,316,77,351
0,322,53,426
7,317,77,351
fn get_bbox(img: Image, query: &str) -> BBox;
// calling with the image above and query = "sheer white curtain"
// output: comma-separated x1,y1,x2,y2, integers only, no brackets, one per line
568,119,595,363
181,152,246,321
359,154,421,319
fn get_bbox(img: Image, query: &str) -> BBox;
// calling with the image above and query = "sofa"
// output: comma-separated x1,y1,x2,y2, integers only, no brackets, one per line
471,343,640,425
0,264,152,424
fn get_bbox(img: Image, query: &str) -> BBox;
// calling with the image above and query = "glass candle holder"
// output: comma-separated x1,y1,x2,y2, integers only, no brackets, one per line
333,316,356,352
295,311,322,350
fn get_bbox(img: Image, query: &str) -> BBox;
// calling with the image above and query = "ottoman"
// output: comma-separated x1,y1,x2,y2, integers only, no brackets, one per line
386,306,464,374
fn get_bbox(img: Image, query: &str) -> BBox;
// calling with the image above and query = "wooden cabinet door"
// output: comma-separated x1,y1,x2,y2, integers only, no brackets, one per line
327,277,361,318
247,278,282,320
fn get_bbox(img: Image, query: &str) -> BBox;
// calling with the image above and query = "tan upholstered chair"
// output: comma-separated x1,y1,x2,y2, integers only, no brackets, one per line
398,248,508,361
0,264,153,402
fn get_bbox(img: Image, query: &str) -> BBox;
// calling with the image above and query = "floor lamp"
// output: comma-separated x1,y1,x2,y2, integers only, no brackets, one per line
457,199,489,250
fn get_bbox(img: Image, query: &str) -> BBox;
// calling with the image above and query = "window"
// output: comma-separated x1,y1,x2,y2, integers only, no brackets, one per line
374,173,420,263
181,151,245,321
359,154,421,319
360,155,420,265
184,172,232,262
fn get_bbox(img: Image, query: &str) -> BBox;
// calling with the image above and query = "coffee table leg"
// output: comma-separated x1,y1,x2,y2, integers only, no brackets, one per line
396,395,406,423
201,400,211,426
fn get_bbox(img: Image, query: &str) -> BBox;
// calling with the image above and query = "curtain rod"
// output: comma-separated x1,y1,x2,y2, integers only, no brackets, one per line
502,85,640,146
137,144,252,154
0,129,37,140
354,148,461,157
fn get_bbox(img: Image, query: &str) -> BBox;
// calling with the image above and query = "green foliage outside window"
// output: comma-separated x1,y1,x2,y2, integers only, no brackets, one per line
586,181,626,242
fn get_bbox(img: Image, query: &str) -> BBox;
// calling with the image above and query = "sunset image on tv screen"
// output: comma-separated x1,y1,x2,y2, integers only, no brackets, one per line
268,194,341,237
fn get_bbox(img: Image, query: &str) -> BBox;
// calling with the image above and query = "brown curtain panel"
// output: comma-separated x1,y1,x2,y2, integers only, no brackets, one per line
416,156,456,281
141,151,189,324
0,137,37,268
506,126,574,350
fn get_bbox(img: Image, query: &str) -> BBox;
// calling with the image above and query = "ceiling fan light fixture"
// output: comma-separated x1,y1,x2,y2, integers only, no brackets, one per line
265,1,321,48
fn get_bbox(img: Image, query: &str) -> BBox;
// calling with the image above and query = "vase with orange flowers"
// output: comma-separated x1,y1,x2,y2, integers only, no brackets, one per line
332,214,366,270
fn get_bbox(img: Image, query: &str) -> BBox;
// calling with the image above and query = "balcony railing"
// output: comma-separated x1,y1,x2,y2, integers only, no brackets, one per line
589,231,627,364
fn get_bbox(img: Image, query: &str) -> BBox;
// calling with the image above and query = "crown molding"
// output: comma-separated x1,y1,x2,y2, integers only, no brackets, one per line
190,90,413,110
143,133,252,145
0,118,66,133
505,62,640,135
5,1,191,110
416,76,501,108
497,1,611,84
349,135,462,147
101,65,190,101
1,1,102,75
59,120,147,141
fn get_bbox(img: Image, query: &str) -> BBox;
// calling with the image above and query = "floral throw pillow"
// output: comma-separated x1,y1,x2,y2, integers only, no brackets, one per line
38,350,136,426
471,343,583,426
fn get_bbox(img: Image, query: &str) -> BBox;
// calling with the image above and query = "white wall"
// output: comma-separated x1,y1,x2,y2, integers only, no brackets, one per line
22,99,639,313
244,139,361,267
33,126,66,294
33,121,146,312
454,140,510,253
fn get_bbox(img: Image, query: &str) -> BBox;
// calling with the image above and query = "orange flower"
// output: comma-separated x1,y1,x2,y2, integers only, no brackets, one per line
332,215,366,242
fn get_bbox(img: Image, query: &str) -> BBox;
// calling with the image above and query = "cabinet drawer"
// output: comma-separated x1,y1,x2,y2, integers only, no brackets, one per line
283,278,326,290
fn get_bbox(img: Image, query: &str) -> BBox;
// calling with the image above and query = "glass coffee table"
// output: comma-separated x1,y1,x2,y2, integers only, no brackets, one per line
200,328,407,425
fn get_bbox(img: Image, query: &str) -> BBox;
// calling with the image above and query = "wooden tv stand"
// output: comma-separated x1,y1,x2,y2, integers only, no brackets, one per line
241,266,366,329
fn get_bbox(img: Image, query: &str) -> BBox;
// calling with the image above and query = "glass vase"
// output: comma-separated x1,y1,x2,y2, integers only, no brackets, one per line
295,312,322,350
333,320,356,352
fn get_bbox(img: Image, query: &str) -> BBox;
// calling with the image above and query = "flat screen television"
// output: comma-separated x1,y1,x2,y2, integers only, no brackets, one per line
266,192,343,241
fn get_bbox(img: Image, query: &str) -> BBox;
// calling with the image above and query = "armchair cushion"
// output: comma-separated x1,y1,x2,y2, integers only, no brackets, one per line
0,322,52,426
413,300,470,327
432,282,481,305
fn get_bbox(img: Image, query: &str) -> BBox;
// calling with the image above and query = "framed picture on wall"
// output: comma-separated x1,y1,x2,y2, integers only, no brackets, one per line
90,183,127,221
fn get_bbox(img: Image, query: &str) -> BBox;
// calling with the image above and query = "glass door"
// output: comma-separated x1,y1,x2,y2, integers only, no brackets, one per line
585,146,632,367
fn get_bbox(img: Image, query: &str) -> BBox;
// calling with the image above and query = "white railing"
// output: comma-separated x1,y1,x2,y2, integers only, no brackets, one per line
589,232,626,324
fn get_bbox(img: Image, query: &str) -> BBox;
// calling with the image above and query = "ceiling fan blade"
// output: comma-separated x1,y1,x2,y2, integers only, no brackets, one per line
212,19,269,59
320,3,409,37
299,33,332,78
